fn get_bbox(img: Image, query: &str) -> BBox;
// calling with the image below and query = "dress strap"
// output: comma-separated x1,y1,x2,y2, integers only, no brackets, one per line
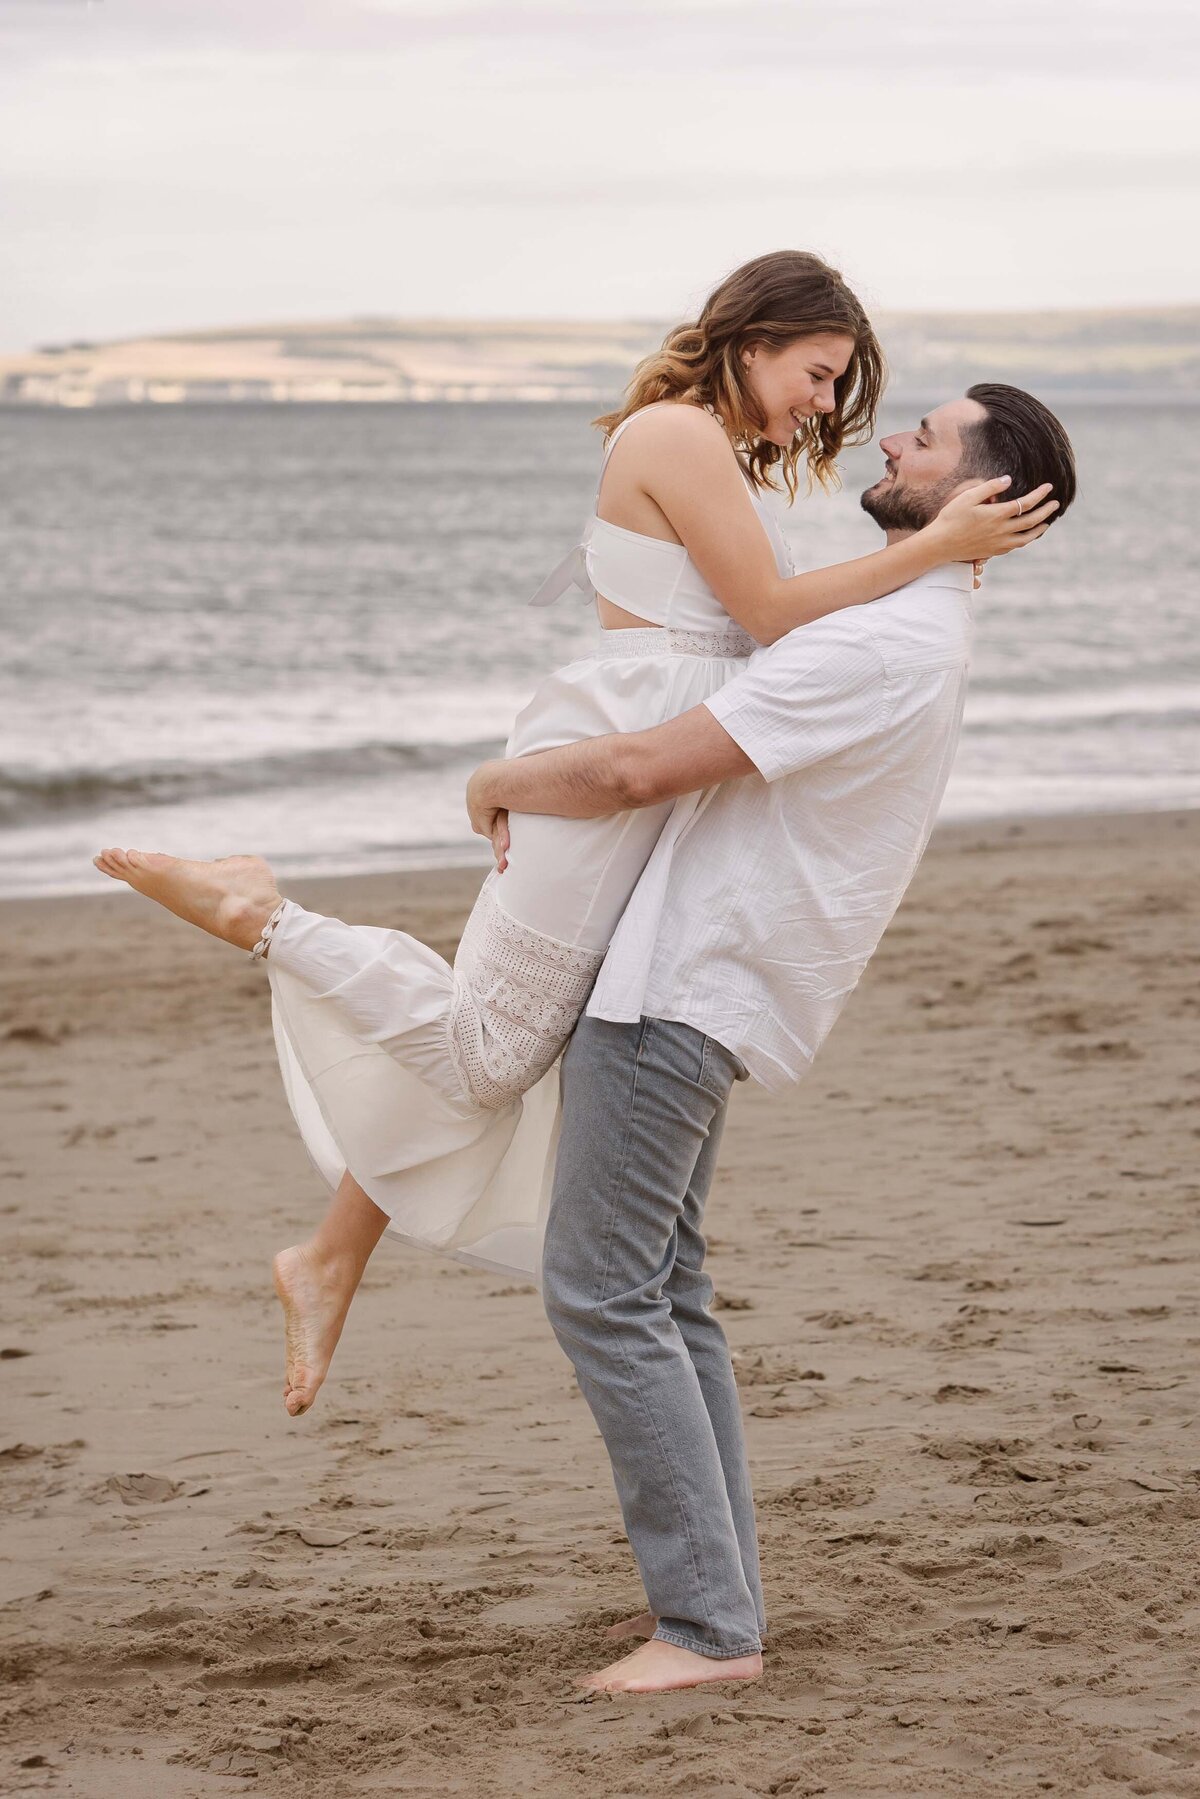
527,400,708,609
528,406,669,609
592,404,662,509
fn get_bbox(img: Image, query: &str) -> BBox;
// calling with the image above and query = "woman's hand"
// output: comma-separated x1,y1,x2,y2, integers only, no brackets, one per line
924,477,1059,564
466,763,510,871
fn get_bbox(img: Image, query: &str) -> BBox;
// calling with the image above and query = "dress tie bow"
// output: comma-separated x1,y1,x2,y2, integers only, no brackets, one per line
528,536,595,608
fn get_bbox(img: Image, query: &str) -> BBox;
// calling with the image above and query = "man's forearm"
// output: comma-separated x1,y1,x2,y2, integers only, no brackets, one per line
470,704,754,826
475,733,644,821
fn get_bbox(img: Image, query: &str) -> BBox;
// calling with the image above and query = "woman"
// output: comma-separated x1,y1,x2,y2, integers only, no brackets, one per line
93,251,1054,1418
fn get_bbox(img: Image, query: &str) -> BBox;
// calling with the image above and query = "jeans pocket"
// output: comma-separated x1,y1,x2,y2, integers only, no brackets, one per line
699,1033,744,1099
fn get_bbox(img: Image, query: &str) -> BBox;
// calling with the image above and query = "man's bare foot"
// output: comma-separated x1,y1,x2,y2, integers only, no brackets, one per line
92,848,281,953
603,1608,767,1646
603,1609,658,1643
575,1637,762,1695
272,1244,360,1417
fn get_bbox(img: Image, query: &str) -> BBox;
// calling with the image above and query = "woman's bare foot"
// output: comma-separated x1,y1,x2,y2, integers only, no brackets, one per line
272,1244,360,1417
92,848,281,952
603,1609,659,1643
575,1638,763,1695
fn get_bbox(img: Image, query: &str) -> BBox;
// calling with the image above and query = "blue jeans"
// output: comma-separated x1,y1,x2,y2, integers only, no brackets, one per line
540,1014,765,1659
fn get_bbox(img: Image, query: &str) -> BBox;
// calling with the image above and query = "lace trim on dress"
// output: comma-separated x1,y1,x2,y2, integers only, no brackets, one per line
587,626,755,660
446,875,603,1111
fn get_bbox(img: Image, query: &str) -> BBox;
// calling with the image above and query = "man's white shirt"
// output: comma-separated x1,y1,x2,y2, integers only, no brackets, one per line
585,561,976,1089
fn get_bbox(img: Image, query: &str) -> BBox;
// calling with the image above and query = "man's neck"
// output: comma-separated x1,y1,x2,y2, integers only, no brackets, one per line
884,527,917,547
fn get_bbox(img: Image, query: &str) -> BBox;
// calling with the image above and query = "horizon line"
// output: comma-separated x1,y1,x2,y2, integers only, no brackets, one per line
10,296,1200,359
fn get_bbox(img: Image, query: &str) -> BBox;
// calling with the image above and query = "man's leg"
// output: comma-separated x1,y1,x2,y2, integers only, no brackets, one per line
541,1014,761,1662
662,1100,766,1640
604,1100,768,1648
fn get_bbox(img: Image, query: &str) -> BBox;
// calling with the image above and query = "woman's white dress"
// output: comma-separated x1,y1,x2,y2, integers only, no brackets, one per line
264,405,794,1285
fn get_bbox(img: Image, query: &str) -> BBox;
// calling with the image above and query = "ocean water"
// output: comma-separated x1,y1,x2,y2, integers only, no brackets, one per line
1,398,1196,900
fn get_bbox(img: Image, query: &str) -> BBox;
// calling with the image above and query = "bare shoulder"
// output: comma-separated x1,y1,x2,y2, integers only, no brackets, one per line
615,401,739,476
623,401,728,447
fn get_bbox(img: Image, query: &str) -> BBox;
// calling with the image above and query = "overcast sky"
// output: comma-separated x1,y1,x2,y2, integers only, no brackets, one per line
2,0,1198,351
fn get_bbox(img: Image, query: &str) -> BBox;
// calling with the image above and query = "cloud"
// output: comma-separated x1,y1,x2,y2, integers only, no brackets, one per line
2,0,1197,81
384,153,1200,209
0,0,1196,345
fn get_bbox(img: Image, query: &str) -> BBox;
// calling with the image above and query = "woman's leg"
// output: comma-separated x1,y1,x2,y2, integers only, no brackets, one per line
498,800,674,950
272,1170,390,1416
88,851,405,1412
92,848,282,949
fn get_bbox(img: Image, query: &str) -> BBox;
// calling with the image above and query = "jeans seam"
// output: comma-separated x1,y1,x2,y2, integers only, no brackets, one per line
590,1019,719,1647
652,1625,761,1659
594,1018,647,1300
596,1297,721,1647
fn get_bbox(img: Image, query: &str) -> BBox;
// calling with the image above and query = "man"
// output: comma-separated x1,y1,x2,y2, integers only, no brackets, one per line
464,384,1077,1695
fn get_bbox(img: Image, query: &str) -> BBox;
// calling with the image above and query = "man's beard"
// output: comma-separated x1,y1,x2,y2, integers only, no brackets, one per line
860,470,958,532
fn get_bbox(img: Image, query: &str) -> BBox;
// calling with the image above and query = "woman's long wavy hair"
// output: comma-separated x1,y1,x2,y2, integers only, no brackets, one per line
593,250,885,499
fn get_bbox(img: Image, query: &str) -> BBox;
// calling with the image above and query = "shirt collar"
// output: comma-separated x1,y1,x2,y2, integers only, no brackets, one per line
915,560,975,595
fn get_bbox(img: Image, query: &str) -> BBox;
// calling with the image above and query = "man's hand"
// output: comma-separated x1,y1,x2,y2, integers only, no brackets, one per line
491,810,510,871
466,761,510,870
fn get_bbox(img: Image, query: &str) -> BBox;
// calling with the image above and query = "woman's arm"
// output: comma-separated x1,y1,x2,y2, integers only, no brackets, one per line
624,405,1056,646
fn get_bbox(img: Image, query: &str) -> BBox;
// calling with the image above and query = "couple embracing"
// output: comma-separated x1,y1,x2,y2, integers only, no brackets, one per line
95,249,1076,1696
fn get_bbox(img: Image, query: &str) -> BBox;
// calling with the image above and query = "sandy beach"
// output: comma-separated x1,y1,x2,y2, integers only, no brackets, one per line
2,807,1198,1798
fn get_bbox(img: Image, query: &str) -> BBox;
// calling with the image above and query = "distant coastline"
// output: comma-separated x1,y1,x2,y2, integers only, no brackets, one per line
2,305,1197,408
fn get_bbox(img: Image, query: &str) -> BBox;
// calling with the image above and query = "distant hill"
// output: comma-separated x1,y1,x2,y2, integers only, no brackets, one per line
2,307,1196,407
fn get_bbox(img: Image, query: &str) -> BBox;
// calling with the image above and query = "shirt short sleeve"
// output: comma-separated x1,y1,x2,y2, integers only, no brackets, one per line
703,623,891,784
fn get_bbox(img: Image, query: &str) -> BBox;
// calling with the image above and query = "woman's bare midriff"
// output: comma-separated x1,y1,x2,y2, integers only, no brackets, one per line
596,595,662,631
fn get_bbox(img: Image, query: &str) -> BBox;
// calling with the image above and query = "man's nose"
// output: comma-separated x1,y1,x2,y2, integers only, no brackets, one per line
879,433,902,458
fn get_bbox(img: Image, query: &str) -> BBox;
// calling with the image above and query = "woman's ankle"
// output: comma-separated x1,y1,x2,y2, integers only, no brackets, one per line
301,1239,365,1288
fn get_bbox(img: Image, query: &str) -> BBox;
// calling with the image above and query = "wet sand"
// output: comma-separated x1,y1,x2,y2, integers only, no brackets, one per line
2,809,1198,1797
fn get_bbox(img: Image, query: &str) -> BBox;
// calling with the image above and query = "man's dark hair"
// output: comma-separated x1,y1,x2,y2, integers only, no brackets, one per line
961,383,1077,521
